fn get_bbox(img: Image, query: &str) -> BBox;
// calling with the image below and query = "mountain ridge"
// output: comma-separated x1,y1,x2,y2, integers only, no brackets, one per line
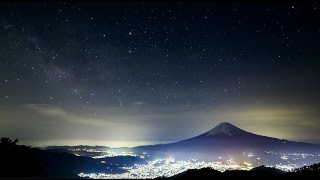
133,122,320,156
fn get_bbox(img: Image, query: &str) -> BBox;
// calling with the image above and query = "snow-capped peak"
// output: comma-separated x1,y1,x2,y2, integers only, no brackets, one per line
205,122,250,136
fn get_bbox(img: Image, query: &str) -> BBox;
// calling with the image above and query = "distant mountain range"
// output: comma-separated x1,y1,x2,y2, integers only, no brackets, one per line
46,122,320,157
134,122,320,160
45,122,320,164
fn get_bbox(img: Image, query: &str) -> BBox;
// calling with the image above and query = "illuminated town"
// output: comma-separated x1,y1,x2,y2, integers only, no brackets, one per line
77,150,320,179
64,146,141,158
78,157,243,179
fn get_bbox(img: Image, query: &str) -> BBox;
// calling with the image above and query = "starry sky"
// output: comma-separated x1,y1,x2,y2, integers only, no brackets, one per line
0,1,320,147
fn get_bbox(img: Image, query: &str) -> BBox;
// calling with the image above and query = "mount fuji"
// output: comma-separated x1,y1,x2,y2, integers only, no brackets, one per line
133,122,320,159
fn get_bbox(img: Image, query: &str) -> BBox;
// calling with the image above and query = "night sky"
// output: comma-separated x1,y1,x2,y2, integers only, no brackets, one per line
0,2,320,147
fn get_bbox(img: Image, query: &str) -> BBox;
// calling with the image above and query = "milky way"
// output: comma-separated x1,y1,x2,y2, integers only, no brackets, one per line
0,2,320,147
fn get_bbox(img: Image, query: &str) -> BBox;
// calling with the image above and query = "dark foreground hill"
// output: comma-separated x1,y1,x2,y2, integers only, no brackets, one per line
165,166,284,179
0,138,123,178
165,164,320,179
284,163,320,177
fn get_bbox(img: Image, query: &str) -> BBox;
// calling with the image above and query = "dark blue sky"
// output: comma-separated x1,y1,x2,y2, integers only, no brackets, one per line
0,1,320,147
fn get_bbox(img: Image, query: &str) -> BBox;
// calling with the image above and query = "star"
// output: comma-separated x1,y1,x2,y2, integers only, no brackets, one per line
0,1,319,150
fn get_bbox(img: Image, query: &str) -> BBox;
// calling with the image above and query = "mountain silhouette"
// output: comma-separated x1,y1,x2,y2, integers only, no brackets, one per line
163,164,320,179
0,138,124,178
134,122,320,159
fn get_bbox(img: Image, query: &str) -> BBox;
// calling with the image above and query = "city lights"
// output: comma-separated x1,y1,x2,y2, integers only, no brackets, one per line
78,157,241,179
77,150,320,179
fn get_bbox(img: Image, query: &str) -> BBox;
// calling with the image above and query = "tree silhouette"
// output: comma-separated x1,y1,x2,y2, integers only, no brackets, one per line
0,137,19,145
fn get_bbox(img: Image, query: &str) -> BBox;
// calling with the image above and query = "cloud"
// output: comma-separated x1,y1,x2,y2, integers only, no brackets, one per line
197,104,320,143
25,104,111,127
23,103,320,143
1,102,320,147
22,104,163,144
132,101,145,105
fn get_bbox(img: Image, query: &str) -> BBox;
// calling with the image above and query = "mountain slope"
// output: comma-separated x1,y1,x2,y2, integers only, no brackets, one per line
0,141,123,178
134,122,320,156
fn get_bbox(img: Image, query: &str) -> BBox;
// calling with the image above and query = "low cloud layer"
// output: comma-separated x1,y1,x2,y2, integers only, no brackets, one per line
1,102,319,147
